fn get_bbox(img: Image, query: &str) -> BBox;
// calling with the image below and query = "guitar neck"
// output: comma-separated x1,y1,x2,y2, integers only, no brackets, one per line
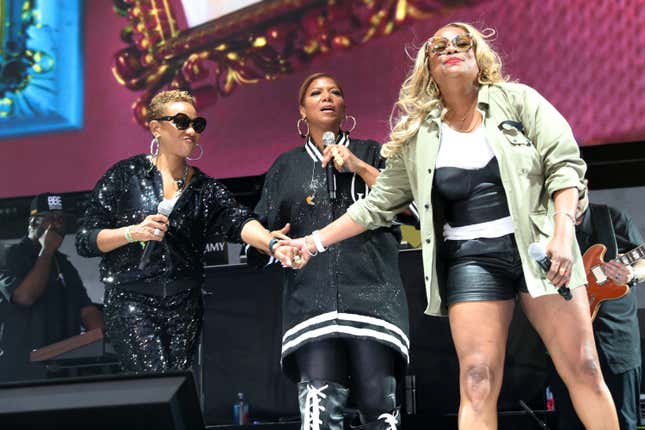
615,244,645,266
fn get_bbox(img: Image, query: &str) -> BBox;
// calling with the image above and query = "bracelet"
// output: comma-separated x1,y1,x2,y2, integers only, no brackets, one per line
311,230,327,253
124,226,135,243
553,211,576,225
268,237,279,255
303,236,319,257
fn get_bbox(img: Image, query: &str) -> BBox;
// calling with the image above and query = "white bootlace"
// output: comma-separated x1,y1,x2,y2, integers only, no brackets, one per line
377,411,398,430
303,384,328,430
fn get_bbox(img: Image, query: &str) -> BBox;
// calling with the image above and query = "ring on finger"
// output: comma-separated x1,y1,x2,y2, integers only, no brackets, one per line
153,228,160,236
559,267,567,276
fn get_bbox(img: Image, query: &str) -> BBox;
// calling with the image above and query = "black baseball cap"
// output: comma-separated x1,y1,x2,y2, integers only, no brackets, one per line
29,193,71,217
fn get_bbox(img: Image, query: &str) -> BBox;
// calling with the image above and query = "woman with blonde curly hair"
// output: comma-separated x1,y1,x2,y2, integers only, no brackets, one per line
76,89,296,373
285,22,619,429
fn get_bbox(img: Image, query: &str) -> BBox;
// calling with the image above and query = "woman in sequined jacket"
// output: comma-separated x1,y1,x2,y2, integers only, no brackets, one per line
76,90,296,373
251,73,410,430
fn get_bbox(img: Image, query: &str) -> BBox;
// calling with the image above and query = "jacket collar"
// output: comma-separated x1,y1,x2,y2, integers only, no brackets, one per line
476,84,491,111
304,131,350,163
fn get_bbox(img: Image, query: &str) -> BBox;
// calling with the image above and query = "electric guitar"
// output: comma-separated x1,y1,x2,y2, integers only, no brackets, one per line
584,243,645,321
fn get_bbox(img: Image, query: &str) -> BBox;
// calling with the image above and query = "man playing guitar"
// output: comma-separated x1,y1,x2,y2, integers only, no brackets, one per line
550,180,645,430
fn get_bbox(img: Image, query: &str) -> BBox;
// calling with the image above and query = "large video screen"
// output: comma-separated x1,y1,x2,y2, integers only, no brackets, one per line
165,0,645,179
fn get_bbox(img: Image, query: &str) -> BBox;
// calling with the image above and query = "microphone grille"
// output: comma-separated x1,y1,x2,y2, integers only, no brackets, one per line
158,198,176,216
527,242,546,260
322,131,336,146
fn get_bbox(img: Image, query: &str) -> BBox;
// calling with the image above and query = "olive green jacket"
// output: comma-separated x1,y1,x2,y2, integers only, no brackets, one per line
347,82,586,316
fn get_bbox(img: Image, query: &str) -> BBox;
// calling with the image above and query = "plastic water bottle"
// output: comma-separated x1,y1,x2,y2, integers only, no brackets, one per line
233,392,249,425
545,386,555,411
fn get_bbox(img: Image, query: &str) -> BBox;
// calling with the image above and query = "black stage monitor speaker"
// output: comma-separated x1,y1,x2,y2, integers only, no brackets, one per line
0,371,204,429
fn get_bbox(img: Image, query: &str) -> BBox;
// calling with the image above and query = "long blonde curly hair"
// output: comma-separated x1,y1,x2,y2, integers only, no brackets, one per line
381,22,507,158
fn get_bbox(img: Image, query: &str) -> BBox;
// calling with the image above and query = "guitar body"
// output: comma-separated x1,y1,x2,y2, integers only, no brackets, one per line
584,244,630,321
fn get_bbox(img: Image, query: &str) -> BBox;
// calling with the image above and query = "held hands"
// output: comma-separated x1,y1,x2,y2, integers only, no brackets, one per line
602,260,635,285
545,235,574,288
266,223,309,269
129,214,169,242
272,243,308,269
321,145,363,173
275,236,320,269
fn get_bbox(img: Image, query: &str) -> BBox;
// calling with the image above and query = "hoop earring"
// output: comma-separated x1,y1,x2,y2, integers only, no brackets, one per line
150,137,159,157
187,143,203,161
342,115,356,134
297,117,309,138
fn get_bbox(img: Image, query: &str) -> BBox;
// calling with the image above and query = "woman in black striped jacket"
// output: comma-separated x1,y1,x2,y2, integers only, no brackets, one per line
250,73,411,430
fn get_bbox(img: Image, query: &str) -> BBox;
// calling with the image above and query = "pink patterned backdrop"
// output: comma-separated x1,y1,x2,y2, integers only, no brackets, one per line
0,0,642,198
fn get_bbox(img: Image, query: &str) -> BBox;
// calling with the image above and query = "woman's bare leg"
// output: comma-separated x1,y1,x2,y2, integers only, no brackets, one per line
449,299,516,430
520,287,619,430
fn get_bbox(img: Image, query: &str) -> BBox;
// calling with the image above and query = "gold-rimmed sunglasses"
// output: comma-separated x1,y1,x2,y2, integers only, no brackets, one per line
426,33,475,57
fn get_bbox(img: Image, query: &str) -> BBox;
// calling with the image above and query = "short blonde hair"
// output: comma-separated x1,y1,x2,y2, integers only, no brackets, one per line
381,22,507,158
147,90,195,122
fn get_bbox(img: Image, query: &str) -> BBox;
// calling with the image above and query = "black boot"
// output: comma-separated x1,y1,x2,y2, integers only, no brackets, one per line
298,380,349,430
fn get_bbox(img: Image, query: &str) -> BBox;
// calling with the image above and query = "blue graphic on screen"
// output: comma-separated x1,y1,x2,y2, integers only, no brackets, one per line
0,0,83,138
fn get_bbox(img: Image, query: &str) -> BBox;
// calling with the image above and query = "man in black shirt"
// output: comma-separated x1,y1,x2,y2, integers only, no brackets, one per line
0,193,103,382
551,182,645,429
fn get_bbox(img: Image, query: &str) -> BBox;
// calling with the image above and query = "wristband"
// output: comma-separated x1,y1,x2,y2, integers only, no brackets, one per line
311,230,327,253
268,237,279,255
125,226,135,243
303,236,319,257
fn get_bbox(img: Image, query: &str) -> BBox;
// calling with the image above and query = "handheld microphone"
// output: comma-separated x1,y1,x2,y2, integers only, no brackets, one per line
322,131,337,200
138,198,176,270
323,130,344,167
528,242,572,300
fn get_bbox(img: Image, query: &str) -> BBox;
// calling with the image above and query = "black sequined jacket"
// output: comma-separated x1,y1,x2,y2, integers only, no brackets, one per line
76,154,254,296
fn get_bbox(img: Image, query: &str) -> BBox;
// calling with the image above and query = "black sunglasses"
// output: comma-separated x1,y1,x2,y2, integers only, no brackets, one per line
154,113,207,134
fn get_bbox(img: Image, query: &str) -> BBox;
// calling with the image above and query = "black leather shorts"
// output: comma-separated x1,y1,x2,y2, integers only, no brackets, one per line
442,234,528,306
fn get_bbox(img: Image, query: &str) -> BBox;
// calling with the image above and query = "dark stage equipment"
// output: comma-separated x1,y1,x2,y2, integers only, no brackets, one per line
0,371,204,429
198,249,552,425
